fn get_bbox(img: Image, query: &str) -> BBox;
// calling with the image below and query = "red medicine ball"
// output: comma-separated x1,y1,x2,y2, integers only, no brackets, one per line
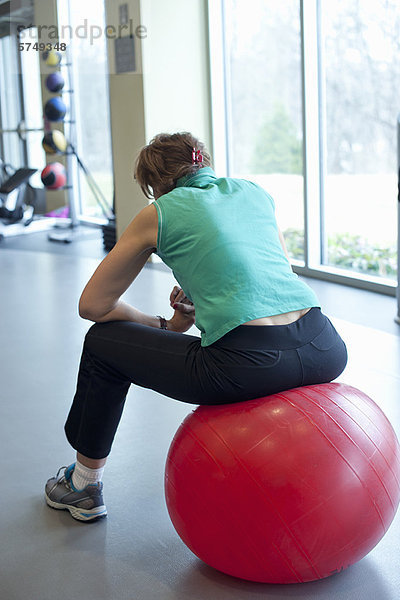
41,162,66,189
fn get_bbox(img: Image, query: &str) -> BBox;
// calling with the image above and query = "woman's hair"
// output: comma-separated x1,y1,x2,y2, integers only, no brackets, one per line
134,132,212,199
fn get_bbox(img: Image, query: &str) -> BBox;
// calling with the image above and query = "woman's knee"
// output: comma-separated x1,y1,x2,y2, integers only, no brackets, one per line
84,322,102,347
83,322,117,355
82,321,143,368
84,321,124,341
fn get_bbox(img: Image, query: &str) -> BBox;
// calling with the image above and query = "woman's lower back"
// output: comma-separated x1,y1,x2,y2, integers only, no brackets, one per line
242,307,312,327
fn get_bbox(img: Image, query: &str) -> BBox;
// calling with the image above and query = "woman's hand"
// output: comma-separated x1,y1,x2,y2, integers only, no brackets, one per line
167,286,196,333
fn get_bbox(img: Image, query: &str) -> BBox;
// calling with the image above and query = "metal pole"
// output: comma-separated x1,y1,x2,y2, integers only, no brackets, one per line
0,120,75,140
396,115,400,324
64,40,78,228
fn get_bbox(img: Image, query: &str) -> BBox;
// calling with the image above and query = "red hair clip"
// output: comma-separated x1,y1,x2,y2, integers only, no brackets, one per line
192,147,203,165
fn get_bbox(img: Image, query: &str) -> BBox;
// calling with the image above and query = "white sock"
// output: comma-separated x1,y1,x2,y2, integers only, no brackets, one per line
71,460,105,491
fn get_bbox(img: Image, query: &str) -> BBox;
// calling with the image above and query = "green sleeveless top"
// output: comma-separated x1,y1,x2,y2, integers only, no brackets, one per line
153,167,320,346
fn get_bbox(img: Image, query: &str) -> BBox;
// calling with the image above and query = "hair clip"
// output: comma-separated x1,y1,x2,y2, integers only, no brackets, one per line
192,147,204,165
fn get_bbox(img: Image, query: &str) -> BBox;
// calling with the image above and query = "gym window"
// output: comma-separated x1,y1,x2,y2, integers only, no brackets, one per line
57,0,113,224
209,0,399,296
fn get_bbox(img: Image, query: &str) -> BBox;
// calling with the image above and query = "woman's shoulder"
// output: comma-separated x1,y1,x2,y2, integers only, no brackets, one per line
218,176,276,208
155,175,275,212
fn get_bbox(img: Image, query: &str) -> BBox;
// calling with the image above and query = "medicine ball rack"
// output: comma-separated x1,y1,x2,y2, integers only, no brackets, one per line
0,40,115,247
44,41,114,244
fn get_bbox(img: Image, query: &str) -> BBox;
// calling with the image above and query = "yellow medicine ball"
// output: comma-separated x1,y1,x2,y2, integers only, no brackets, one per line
42,130,68,154
43,49,62,67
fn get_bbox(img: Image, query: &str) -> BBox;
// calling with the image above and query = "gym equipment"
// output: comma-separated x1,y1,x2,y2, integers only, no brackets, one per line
0,44,114,244
42,49,62,66
0,119,55,143
102,216,117,251
44,43,114,243
68,143,113,221
42,130,68,154
44,97,67,122
0,167,37,196
45,72,65,93
165,383,400,584
0,164,37,223
41,162,67,189
45,205,69,218
44,143,114,243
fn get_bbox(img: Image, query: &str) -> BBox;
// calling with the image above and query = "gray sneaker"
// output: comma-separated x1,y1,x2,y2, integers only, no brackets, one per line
45,464,107,522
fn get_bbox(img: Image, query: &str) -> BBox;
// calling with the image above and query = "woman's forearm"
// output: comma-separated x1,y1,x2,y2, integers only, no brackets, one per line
83,299,160,328
81,297,193,333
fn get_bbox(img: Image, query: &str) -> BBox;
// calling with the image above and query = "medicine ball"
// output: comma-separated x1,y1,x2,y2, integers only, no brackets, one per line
42,49,62,66
41,162,66,189
44,97,66,122
42,130,68,154
46,72,65,93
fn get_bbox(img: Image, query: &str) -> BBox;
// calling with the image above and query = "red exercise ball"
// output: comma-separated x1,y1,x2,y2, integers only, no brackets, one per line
165,383,400,584
41,162,66,189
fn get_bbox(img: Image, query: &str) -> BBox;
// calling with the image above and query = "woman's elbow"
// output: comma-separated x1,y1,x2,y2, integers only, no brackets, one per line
78,296,99,321
78,295,116,322
79,301,93,320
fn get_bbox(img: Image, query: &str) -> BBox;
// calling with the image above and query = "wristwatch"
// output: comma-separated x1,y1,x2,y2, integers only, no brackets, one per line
157,315,168,330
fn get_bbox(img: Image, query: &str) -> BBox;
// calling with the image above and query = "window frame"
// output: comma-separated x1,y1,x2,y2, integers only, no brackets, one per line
0,28,25,169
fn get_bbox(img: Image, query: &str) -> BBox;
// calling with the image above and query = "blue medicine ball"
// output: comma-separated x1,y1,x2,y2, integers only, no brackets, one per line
44,97,66,122
46,72,65,93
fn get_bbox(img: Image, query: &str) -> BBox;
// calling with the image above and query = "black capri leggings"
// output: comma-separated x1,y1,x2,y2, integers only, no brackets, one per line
65,307,347,459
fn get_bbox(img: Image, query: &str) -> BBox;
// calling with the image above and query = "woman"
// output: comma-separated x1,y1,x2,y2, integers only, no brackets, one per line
45,132,347,522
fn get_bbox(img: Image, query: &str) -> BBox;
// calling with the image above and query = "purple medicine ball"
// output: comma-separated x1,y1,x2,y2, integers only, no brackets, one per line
44,97,66,122
46,72,65,93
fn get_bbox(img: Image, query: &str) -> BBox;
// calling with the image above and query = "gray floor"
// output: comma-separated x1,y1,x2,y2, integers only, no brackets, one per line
1,231,400,599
